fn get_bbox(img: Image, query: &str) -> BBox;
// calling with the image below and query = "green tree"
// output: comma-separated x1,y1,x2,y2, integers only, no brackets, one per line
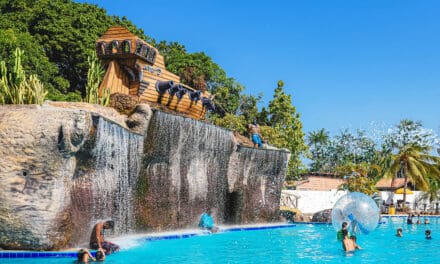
210,113,247,134
418,177,440,204
0,0,147,99
236,93,262,128
265,80,308,179
384,146,440,204
257,107,270,126
336,162,380,195
307,128,330,172
307,129,385,174
383,119,439,150
0,28,76,101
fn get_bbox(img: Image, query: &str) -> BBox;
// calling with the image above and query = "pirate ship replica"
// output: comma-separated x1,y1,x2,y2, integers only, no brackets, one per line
96,26,214,119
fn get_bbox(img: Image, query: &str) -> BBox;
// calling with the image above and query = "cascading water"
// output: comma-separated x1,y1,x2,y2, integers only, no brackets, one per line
138,111,236,229
227,146,290,223
91,117,143,234
136,110,290,229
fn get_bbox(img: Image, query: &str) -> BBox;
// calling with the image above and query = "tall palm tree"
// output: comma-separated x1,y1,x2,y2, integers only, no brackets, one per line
383,146,440,204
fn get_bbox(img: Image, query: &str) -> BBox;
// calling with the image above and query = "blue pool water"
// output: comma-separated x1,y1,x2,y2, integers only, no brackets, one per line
2,216,440,263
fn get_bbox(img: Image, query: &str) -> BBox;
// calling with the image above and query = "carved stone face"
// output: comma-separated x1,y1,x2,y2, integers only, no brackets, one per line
0,105,92,250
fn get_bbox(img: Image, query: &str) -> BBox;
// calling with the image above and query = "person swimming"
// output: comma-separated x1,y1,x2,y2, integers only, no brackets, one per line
77,248,95,263
95,248,106,261
407,214,413,224
396,228,403,237
425,229,432,240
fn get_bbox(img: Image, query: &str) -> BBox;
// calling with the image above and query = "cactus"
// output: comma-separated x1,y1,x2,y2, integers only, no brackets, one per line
100,87,110,106
26,75,48,104
85,52,105,104
0,48,47,105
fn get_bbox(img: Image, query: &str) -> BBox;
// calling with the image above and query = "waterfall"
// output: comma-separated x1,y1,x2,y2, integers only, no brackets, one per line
226,146,290,223
140,111,235,228
91,117,143,234
138,111,290,228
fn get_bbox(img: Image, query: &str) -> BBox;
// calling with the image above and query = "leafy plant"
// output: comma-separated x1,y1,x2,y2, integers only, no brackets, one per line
383,145,440,204
0,47,47,104
84,52,105,105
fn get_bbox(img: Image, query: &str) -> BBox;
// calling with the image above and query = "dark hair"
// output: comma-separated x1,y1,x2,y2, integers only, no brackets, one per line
350,235,357,241
95,250,105,260
105,220,115,229
425,229,431,235
342,222,348,228
342,229,349,238
397,228,402,232
77,249,86,261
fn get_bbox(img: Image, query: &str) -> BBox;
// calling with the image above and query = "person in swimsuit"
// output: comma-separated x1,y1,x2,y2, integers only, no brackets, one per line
407,213,413,224
248,121,263,148
396,228,403,237
350,235,362,250
425,229,432,240
341,229,355,252
76,248,95,263
90,220,120,254
95,248,106,261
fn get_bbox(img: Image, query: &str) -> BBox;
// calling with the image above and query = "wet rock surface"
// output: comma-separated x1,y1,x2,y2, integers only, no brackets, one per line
0,103,289,250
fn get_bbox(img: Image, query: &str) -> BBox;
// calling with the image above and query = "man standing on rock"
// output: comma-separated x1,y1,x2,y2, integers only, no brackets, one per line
90,220,120,254
248,120,263,148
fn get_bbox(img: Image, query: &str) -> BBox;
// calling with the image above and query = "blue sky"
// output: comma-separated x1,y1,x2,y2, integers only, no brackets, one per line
80,0,440,136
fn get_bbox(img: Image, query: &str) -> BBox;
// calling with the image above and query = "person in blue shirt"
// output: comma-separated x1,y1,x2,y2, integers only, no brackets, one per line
199,209,219,232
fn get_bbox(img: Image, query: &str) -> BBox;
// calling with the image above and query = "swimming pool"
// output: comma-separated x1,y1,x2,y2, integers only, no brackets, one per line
2,216,439,263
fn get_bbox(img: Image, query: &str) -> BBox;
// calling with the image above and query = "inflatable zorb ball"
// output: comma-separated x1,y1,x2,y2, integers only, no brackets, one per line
331,192,379,235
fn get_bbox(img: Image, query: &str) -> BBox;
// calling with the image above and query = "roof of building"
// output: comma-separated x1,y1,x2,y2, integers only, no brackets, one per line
375,178,407,190
294,174,346,191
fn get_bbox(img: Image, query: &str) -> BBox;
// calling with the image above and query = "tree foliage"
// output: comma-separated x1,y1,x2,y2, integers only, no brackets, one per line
0,0,146,100
263,80,308,179
0,0,309,180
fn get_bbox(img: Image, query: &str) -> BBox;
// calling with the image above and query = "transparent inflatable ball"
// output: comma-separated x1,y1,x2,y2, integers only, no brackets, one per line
331,192,379,235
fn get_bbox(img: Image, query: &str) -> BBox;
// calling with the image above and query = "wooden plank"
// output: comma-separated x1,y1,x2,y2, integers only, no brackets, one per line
140,97,204,112
99,60,115,95
140,90,205,108
140,93,206,116
141,94,205,112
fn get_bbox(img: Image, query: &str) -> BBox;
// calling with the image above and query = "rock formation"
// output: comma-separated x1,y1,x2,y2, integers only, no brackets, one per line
0,102,289,250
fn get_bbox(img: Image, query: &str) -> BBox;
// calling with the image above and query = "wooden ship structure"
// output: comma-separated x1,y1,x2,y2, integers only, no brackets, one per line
96,26,214,119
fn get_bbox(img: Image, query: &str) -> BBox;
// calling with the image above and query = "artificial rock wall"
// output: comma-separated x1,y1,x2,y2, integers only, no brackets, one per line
0,102,289,250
